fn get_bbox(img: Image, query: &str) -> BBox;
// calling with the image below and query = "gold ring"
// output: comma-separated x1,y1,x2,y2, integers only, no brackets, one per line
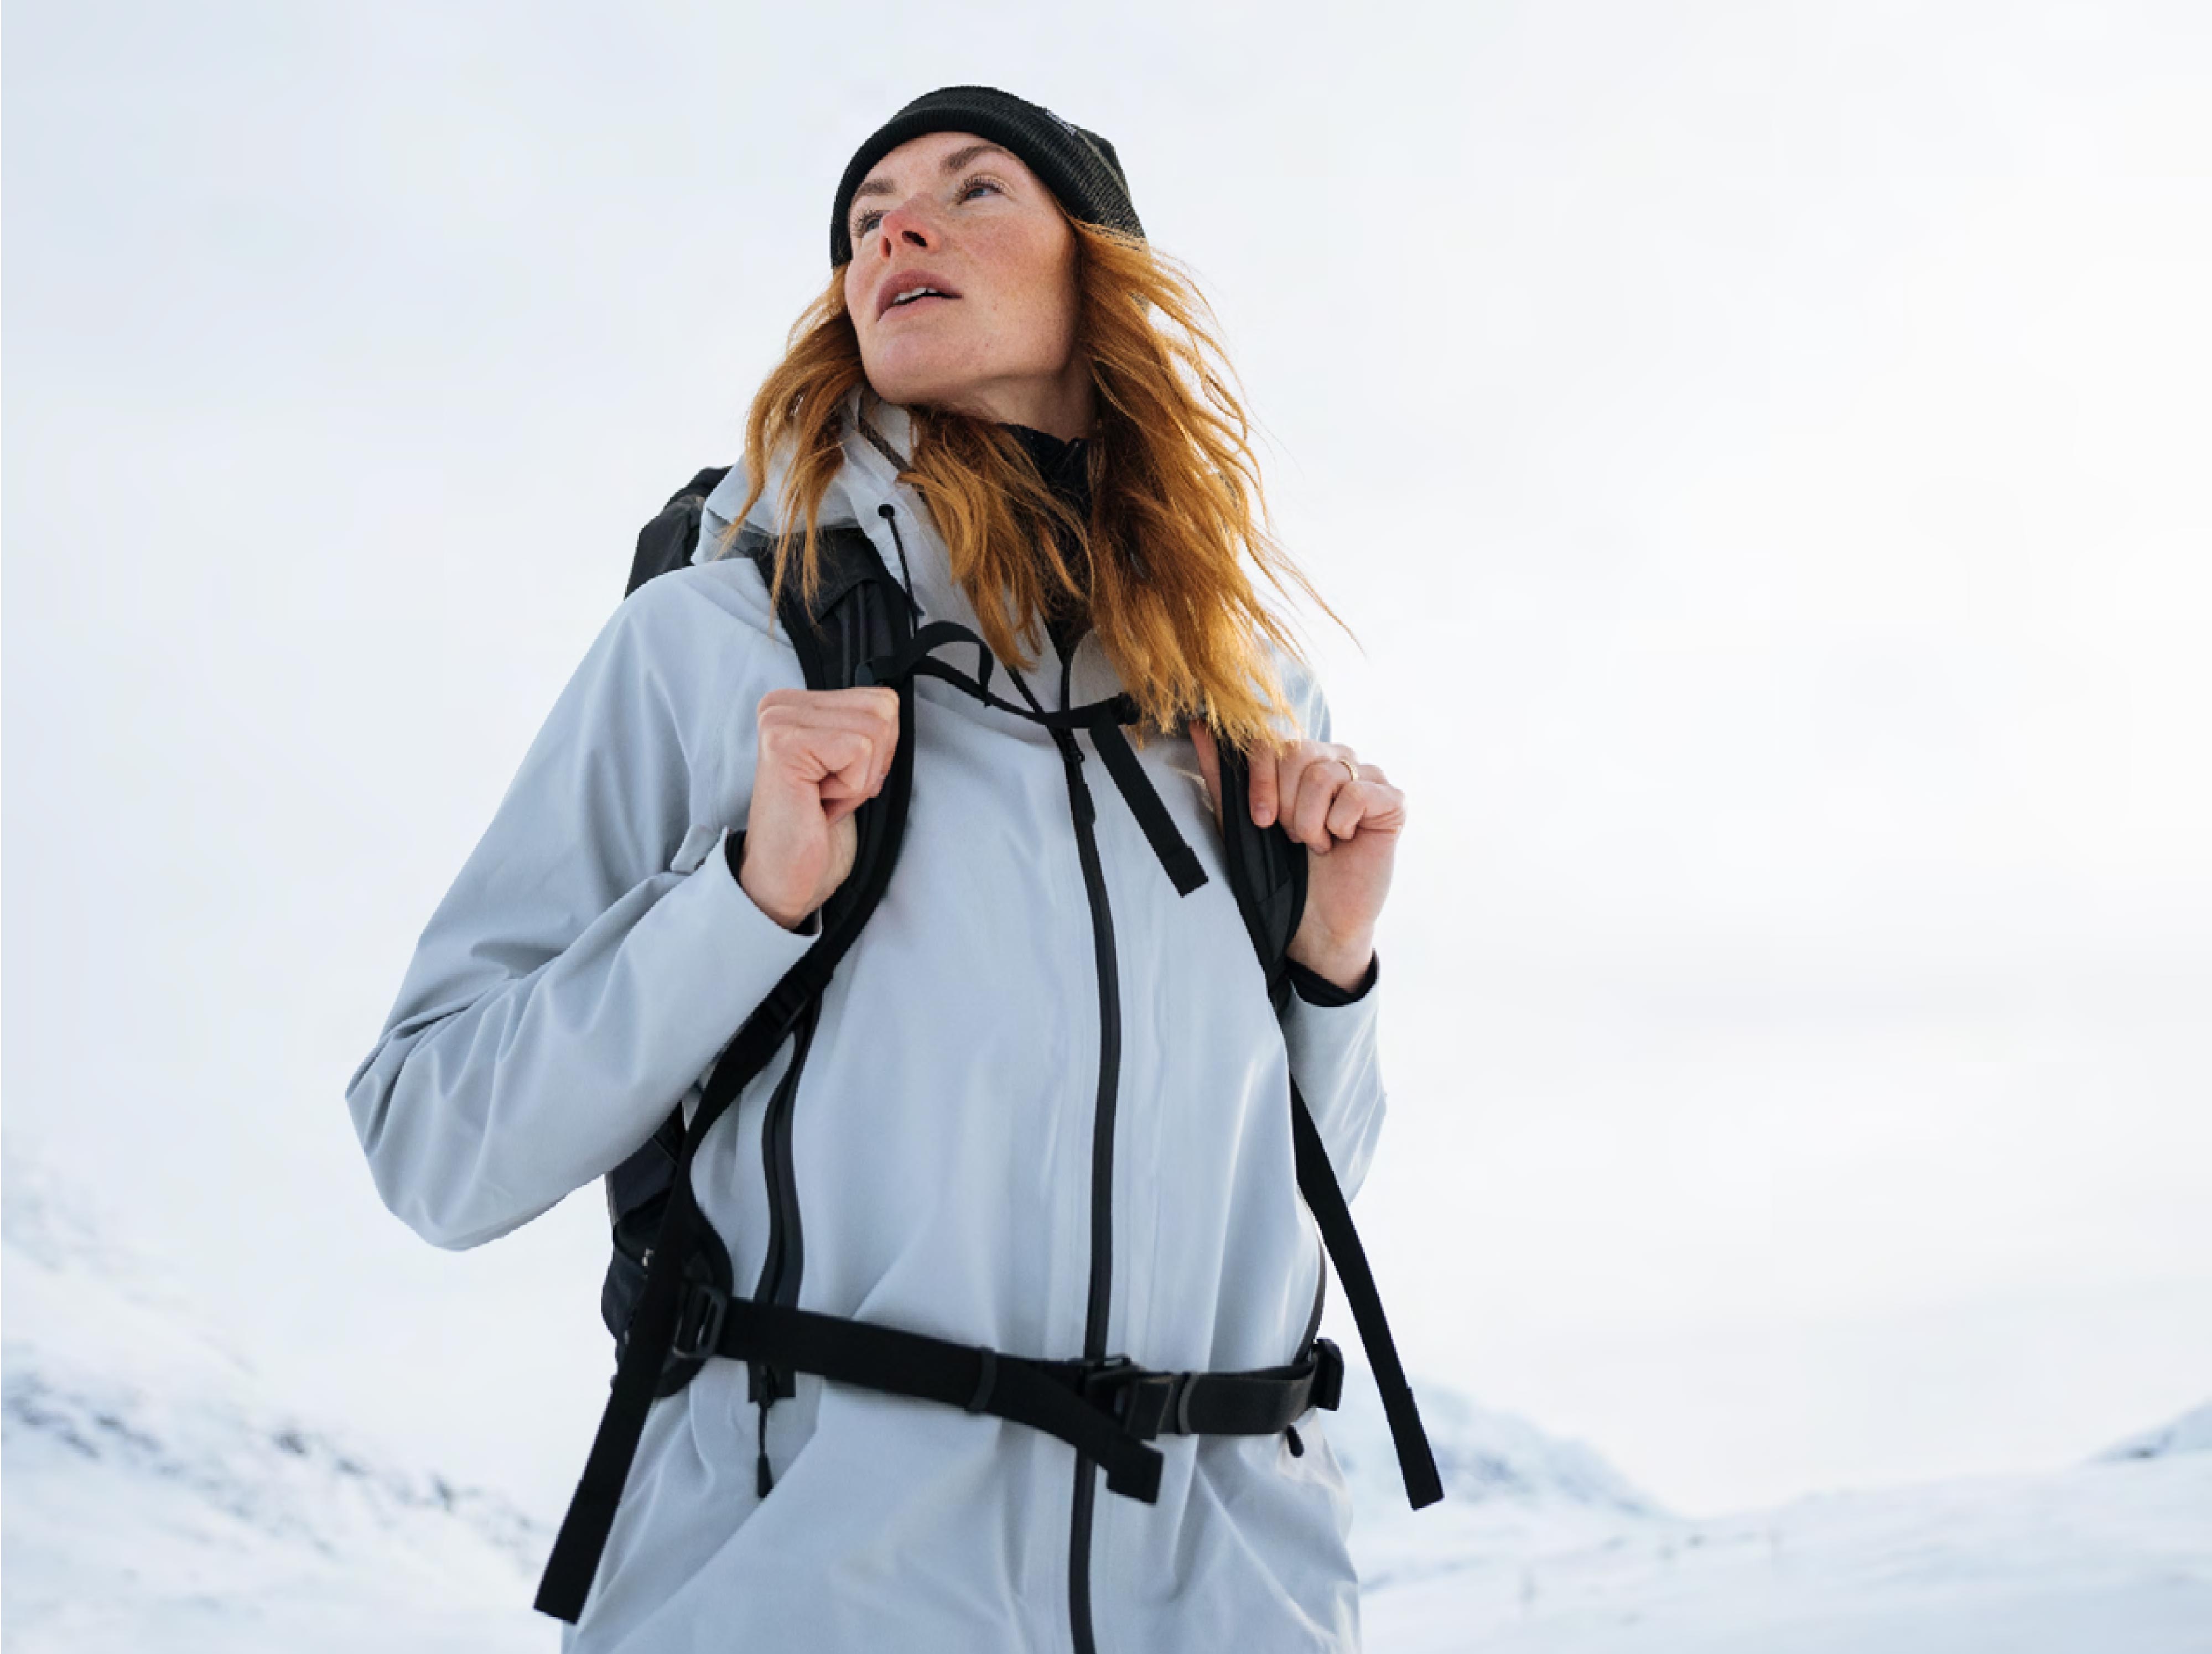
1337,757,1359,784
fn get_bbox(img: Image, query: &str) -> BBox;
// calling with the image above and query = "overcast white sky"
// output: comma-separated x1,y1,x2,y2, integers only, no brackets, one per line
6,0,2209,1521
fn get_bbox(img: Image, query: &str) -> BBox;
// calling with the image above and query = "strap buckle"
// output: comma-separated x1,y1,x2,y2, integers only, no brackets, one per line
1308,1338,1346,1413
669,1281,728,1362
1078,1355,1184,1442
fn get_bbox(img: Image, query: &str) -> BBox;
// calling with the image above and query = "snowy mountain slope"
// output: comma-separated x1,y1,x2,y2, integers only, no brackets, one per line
2,1150,555,1654
1331,1361,1665,1590
2098,1400,2212,1464
1359,1448,2212,1654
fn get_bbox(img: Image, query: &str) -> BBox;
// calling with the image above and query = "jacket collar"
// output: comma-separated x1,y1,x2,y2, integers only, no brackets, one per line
694,390,1089,696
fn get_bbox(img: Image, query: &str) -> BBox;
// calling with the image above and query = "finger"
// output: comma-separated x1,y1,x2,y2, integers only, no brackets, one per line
1325,778,1370,841
759,684,898,714
1187,721,1223,826
764,725,877,808
1335,771,1408,839
757,688,899,748
1248,742,1281,828
819,724,884,795
856,686,899,798
758,689,900,799
831,686,898,798
1288,749,1344,852
1272,744,1308,845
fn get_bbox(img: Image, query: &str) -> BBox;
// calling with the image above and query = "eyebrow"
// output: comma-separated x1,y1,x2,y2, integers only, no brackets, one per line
850,143,1015,209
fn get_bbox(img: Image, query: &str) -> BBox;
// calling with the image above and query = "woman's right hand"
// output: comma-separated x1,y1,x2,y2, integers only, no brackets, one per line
739,686,901,929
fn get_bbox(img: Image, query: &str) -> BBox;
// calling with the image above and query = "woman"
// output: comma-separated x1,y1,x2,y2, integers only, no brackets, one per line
347,85,1409,1652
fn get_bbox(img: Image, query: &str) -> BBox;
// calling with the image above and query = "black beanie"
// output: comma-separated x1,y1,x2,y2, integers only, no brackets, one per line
829,85,1144,267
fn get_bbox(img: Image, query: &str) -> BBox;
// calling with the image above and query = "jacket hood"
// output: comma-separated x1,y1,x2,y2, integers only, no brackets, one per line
693,394,1038,674
694,392,915,558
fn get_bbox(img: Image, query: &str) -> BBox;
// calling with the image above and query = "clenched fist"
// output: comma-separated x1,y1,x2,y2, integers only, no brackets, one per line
739,686,901,930
1189,722,1405,992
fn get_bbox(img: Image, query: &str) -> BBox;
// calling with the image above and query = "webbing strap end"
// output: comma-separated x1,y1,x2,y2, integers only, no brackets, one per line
532,1486,621,1622
1100,1442,1165,1503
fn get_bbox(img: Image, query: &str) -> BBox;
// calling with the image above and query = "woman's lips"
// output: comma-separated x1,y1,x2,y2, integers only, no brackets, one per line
876,271,962,319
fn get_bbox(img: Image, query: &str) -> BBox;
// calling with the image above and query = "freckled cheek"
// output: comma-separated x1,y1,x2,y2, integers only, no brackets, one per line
847,287,879,361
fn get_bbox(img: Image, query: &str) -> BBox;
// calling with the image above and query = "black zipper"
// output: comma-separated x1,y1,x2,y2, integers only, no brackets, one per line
1008,643,1123,1654
755,1002,818,1317
1047,720,1121,1654
748,998,819,1489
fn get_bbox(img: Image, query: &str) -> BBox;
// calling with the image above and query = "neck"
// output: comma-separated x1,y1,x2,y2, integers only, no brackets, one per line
939,357,1095,441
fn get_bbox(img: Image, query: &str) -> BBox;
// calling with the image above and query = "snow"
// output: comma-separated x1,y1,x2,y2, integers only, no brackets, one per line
2098,1402,2212,1464
1332,1361,1668,1593
2,1152,555,1653
1358,1426,2212,1654
8,1143,2209,1652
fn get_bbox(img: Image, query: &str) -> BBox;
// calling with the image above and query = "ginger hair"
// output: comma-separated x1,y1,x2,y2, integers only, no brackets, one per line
727,220,1335,752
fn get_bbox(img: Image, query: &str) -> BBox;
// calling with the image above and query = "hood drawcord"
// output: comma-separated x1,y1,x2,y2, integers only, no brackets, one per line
877,503,920,617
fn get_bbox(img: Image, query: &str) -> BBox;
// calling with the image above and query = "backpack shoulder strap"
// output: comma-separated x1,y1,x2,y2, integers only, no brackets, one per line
1211,735,1443,1512
546,503,920,1624
731,522,916,935
601,509,915,1356
1212,742,1307,1003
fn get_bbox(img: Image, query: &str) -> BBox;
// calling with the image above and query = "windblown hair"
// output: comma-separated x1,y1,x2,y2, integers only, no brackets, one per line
727,220,1335,752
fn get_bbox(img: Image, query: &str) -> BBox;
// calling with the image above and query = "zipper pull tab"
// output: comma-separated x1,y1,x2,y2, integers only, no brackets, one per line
1050,729,1096,827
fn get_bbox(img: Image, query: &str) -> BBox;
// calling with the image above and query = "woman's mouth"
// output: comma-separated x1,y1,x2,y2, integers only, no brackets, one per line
877,272,962,319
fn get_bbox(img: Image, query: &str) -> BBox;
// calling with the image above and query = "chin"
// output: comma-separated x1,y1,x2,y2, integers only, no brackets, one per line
863,348,980,412
863,334,1069,418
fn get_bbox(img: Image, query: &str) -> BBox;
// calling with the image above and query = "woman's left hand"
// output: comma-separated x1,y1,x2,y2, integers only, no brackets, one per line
1190,722,1406,992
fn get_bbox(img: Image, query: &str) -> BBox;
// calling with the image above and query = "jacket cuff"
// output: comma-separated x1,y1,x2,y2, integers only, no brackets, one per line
1287,951,1379,1007
1276,954,1387,1199
721,826,821,937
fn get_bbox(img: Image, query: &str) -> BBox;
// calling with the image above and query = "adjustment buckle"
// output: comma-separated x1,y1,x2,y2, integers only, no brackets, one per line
1078,1355,1183,1442
669,1281,728,1362
1308,1338,1345,1413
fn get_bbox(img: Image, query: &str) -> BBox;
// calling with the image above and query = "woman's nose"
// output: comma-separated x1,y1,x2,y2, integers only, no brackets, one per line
871,195,935,254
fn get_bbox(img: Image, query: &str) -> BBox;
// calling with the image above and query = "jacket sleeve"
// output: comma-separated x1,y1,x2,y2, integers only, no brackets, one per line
343,576,816,1251
1271,659,1390,1203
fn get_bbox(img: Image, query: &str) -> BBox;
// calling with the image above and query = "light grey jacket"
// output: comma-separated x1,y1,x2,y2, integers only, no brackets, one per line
345,399,1390,1652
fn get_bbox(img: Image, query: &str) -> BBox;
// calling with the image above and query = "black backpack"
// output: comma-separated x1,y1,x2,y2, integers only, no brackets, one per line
534,470,1440,1624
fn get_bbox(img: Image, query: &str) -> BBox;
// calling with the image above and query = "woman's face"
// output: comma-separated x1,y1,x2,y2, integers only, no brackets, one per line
842,130,1093,437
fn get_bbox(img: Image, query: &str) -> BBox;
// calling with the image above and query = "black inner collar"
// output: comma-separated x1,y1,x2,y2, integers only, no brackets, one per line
1005,424,1092,513
1003,424,1093,658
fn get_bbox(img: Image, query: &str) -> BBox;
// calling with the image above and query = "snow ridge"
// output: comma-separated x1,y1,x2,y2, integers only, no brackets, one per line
1333,1372,1663,1518
1323,1360,1668,1593
2095,1400,2212,1464
2,1143,552,1653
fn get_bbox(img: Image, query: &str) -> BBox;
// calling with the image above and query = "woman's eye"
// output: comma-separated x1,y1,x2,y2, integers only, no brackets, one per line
958,177,1002,203
853,209,882,239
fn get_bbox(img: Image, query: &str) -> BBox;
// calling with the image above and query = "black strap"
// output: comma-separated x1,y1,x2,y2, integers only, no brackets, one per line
673,1286,1347,1505
859,621,1126,730
1212,741,1305,998
534,962,837,1622
1209,732,1440,1509
538,532,919,1626
1089,724,1207,896
1037,1344,1344,1439
1290,1081,1443,1509
861,620,1207,899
